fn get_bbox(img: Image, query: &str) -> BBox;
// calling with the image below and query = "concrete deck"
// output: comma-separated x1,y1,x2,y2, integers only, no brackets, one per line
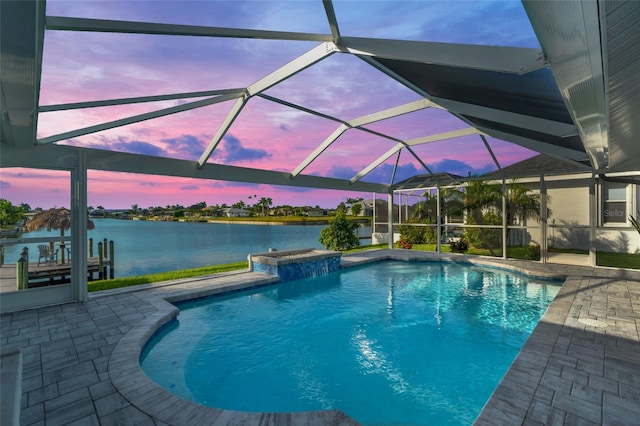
1,250,638,425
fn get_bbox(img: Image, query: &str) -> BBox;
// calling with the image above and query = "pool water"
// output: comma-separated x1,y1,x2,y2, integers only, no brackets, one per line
140,261,561,425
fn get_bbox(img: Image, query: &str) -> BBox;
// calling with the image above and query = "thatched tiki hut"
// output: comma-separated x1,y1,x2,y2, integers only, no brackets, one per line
26,208,95,263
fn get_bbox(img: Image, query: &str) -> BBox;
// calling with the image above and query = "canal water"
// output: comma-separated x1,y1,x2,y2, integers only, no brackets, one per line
3,219,371,278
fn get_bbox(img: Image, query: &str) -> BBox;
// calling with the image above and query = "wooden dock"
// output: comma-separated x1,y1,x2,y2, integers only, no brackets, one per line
0,258,111,292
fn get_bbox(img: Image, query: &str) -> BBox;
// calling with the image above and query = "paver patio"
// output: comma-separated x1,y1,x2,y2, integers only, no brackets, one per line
1,250,639,425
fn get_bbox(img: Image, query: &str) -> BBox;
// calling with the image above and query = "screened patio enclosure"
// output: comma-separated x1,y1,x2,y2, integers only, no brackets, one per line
385,170,639,267
2,0,639,312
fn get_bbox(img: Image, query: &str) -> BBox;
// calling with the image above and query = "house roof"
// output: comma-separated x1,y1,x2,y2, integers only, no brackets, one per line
393,173,465,191
482,154,591,180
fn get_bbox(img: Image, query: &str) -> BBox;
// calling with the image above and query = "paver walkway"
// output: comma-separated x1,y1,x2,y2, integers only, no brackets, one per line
1,250,638,425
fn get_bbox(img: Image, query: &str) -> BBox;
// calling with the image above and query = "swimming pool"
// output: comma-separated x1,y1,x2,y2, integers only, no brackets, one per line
140,260,561,425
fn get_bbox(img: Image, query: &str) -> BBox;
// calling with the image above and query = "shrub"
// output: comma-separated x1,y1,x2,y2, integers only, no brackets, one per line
465,212,501,253
398,220,436,245
526,244,541,260
450,238,469,253
319,212,360,251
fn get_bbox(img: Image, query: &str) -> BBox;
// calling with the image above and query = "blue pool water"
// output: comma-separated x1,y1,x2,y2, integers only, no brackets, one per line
140,261,561,425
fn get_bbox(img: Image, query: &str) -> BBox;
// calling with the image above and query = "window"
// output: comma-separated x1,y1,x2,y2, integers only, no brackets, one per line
602,183,627,225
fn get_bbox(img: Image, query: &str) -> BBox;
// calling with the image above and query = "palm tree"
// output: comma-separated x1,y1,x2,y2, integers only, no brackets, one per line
258,197,272,216
631,210,640,235
462,179,548,254
26,208,95,263
463,180,501,222
506,182,547,228
0,199,23,227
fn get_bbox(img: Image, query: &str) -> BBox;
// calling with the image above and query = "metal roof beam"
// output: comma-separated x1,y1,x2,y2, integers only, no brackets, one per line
247,42,337,96
349,128,477,184
477,126,590,161
257,94,345,124
39,89,245,112
37,92,244,145
197,97,247,168
1,144,389,193
340,37,547,74
405,127,483,146
430,96,578,137
322,0,341,42
350,144,403,184
347,98,439,127
45,16,333,42
480,135,501,170
291,125,349,177
197,43,337,167
261,95,435,177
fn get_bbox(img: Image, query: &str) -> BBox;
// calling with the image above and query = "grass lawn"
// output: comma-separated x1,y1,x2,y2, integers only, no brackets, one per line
201,216,369,224
596,251,640,269
88,261,249,292
548,247,639,269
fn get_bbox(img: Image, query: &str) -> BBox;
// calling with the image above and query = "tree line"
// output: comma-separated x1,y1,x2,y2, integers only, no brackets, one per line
0,196,368,225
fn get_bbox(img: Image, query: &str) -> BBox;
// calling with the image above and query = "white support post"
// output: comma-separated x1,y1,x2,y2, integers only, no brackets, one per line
405,194,409,222
372,193,376,234
540,175,547,264
388,192,394,249
589,174,597,266
71,150,89,301
502,179,507,259
436,187,442,253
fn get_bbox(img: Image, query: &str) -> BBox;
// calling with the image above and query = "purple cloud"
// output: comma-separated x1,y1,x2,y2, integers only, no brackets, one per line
161,134,207,160
65,136,166,157
429,159,496,176
362,163,424,184
225,181,262,189
123,140,165,156
218,134,271,163
325,165,359,180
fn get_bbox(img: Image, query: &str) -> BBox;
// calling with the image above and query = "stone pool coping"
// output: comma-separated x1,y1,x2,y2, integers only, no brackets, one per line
104,249,640,425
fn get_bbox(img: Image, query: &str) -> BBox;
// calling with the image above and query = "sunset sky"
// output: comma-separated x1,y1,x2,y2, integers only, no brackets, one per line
2,0,540,210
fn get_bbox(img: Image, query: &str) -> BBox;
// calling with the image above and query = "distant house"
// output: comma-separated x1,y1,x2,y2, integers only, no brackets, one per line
221,207,249,217
202,206,222,217
305,208,326,217
348,199,377,217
